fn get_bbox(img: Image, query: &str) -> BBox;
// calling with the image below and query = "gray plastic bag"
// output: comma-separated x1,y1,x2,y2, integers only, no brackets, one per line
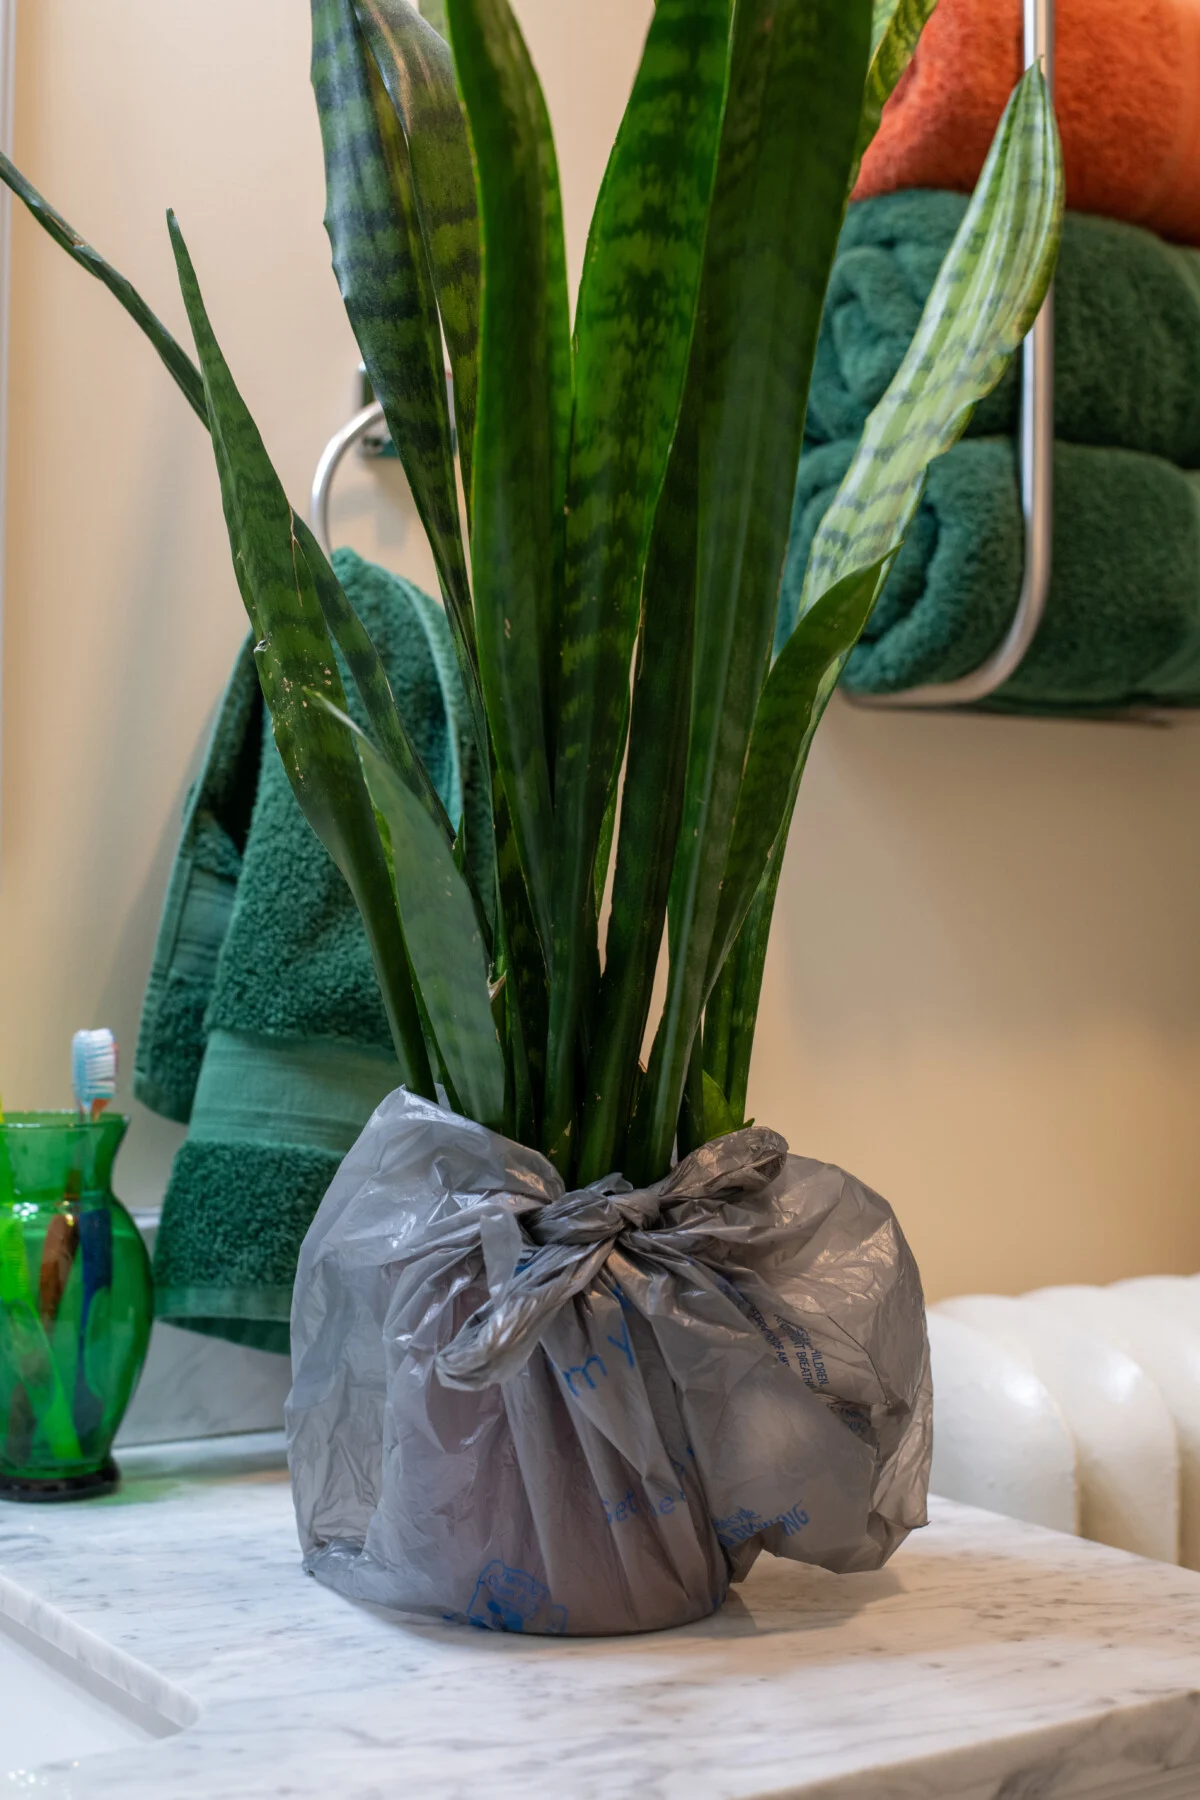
287,1089,932,1637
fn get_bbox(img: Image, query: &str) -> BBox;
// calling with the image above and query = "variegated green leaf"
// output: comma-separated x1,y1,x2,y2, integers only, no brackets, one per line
576,397,697,1185
310,0,487,777
168,214,434,1096
707,555,891,989
801,65,1062,621
293,515,466,874
852,0,939,184
721,67,1064,1118
543,0,732,1172
707,841,783,1126
444,0,570,965
321,698,506,1128
352,0,481,511
632,0,873,1184
0,154,207,425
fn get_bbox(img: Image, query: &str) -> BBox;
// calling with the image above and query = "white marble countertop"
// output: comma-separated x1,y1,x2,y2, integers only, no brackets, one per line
4,1433,1200,1799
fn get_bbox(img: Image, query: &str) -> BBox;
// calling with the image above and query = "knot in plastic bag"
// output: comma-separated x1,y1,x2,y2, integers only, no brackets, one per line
434,1125,789,1391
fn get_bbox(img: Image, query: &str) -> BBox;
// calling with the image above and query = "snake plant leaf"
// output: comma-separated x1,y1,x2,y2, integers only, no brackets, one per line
444,0,570,966
418,0,448,34
352,0,481,513
543,0,732,1173
708,838,785,1125
292,515,471,890
321,699,506,1128
695,1067,739,1145
310,0,487,775
718,68,1063,1121
0,154,207,426
852,0,939,185
706,555,890,989
799,65,1062,623
634,0,874,1184
576,399,698,1186
168,212,434,1097
495,795,548,1145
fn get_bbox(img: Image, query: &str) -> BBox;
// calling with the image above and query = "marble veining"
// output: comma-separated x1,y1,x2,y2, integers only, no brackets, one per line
3,1433,1200,1798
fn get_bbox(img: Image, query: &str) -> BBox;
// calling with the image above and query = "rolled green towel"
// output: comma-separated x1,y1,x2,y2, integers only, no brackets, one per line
135,549,480,1352
807,191,1200,466
778,437,1200,711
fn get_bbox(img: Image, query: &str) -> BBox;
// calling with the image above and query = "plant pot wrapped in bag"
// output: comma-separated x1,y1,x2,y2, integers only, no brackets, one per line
287,1090,932,1637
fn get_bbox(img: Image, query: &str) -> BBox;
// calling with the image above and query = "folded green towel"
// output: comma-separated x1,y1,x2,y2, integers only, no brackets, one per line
135,549,475,1352
807,191,1200,466
778,437,1200,710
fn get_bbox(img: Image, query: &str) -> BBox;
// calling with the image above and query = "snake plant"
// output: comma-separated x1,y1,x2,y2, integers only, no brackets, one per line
0,0,1062,1184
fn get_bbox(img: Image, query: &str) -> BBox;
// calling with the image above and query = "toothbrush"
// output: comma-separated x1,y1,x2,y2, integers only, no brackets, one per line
71,1029,118,1121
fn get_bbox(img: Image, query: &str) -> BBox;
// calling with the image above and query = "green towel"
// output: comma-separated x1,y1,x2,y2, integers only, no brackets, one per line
135,549,475,1352
807,191,1200,466
778,437,1200,710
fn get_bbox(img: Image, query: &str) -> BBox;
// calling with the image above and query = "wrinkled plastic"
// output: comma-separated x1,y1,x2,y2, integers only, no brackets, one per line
287,1090,932,1637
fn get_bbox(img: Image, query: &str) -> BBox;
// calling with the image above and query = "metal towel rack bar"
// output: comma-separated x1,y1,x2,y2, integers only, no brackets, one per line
849,0,1056,713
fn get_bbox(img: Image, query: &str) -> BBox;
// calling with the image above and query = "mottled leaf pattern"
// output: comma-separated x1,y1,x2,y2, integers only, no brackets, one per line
543,0,731,1170
353,0,481,510
801,67,1062,619
576,398,698,1185
852,0,939,184
445,0,570,966
310,0,487,776
633,0,873,1181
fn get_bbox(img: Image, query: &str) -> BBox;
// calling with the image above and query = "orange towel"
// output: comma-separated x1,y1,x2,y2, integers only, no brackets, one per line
855,0,1200,248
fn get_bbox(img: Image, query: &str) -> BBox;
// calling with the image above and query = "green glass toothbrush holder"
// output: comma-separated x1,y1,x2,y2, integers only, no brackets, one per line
0,1112,153,1500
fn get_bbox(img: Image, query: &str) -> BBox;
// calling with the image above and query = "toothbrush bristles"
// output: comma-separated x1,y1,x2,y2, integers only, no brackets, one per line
71,1029,118,1119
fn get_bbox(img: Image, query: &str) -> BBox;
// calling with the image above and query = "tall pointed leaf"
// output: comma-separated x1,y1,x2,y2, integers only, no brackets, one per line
542,0,732,1173
352,0,481,511
723,66,1063,1117
320,700,506,1127
633,0,873,1184
706,556,890,988
444,0,570,961
0,155,207,425
576,400,698,1185
799,66,1061,621
852,0,939,184
709,834,787,1125
293,516,476,909
167,215,434,1097
310,0,487,774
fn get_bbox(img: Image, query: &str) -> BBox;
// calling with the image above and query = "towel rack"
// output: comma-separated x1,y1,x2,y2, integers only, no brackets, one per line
848,0,1056,713
310,7,1061,711
310,0,1189,720
310,366,454,560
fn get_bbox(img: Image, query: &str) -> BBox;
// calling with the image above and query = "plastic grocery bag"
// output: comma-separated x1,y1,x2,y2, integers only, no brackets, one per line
287,1089,932,1637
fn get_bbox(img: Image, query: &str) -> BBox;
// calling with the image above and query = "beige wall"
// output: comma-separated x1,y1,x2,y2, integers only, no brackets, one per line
3,0,1200,1292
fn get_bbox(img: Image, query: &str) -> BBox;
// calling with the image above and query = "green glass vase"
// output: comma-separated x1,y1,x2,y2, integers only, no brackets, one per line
0,1112,153,1500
